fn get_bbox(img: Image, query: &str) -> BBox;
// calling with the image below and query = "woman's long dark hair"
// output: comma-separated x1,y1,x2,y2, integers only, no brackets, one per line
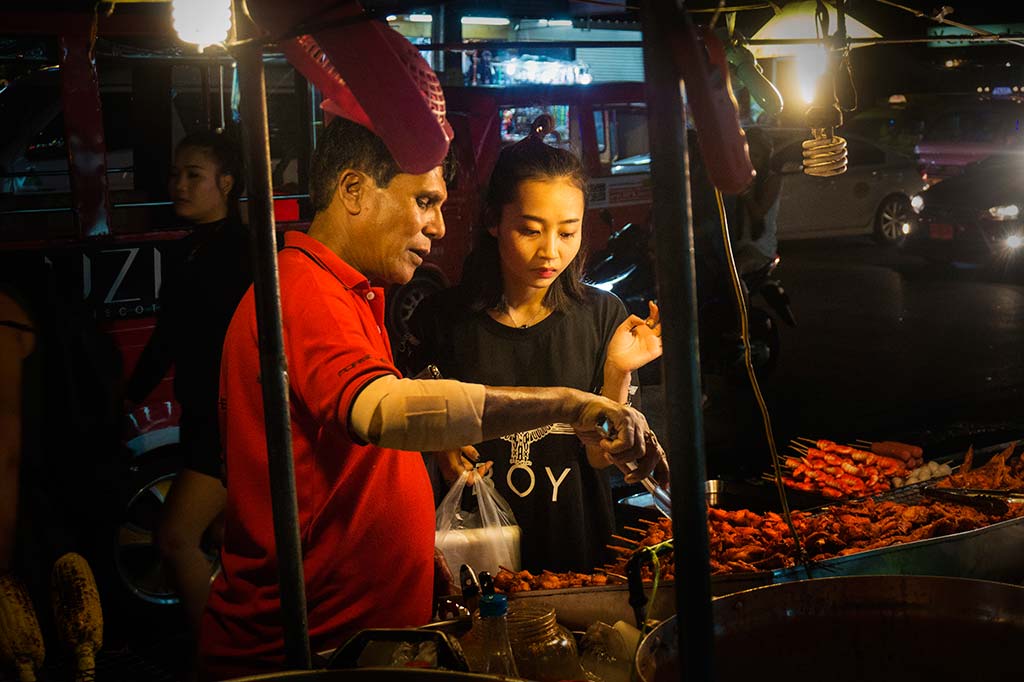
460,115,590,314
176,128,245,223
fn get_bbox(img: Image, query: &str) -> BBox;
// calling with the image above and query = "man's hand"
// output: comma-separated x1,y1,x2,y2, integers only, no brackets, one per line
433,445,493,486
646,431,671,488
572,397,662,482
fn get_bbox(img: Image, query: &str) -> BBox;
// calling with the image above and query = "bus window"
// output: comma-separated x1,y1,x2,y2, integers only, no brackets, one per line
594,104,648,175
499,104,571,149
594,110,607,155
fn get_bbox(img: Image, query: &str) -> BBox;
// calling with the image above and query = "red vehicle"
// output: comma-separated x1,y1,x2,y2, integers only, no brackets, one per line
1,7,314,628
2,6,655,625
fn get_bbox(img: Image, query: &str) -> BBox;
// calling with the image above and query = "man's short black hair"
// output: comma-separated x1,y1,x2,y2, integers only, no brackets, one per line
309,118,401,214
309,117,458,215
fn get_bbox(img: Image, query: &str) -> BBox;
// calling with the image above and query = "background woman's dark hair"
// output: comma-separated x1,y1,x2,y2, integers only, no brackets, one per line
177,128,246,219
461,114,590,313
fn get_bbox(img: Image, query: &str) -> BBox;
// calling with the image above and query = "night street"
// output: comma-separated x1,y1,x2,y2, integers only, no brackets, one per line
641,236,1024,479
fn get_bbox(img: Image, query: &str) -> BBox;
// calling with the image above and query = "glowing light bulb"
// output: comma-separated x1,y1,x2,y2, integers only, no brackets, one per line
793,45,827,104
173,0,231,51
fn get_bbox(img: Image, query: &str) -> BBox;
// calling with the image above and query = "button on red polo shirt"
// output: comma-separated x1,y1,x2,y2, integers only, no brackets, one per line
200,231,435,679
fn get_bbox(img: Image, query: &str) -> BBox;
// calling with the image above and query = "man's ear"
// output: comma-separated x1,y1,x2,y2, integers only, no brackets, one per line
337,170,368,215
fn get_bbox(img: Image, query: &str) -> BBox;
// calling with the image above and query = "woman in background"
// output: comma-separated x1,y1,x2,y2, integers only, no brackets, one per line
124,129,251,635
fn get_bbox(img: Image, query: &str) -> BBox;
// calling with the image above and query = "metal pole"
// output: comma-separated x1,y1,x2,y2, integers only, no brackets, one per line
639,2,714,682
234,40,312,670
201,63,211,130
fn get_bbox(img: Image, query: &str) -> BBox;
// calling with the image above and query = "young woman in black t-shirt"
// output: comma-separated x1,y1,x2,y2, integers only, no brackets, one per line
410,117,665,572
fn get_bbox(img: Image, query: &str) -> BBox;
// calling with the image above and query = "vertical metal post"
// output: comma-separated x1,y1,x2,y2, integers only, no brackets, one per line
431,1,445,73
294,68,313,214
201,63,211,130
234,41,312,670
59,20,111,238
639,2,714,682
441,1,464,86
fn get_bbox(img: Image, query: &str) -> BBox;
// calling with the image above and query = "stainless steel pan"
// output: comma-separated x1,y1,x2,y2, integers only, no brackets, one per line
637,575,1024,682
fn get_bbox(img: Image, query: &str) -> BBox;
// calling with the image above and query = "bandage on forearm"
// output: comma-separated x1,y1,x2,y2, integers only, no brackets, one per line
350,375,485,450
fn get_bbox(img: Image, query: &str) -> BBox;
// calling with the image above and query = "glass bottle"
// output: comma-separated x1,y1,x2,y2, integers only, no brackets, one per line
461,593,519,676
507,601,585,682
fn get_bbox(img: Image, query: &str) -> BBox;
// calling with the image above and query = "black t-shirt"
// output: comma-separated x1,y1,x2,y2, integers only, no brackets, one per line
124,217,251,476
410,286,628,572
126,218,252,418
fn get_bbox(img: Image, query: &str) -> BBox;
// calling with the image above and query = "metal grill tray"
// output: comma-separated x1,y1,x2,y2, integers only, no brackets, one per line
770,440,1024,585
509,442,1024,630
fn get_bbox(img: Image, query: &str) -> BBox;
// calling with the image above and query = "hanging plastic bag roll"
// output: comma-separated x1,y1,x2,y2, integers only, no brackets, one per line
435,471,521,577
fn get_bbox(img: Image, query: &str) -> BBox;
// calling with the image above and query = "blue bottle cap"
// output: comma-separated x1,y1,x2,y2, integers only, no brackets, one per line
478,593,509,617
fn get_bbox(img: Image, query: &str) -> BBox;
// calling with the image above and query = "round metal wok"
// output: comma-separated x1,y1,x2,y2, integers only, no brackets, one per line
636,575,1024,682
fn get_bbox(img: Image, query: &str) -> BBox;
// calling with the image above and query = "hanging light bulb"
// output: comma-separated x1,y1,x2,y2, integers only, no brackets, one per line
800,1,847,177
173,0,232,52
802,65,847,177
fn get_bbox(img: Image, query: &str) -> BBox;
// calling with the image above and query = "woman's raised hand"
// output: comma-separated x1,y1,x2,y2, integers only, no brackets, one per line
605,300,662,374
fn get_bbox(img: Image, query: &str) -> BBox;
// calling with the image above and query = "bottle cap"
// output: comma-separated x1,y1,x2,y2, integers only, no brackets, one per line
479,593,508,617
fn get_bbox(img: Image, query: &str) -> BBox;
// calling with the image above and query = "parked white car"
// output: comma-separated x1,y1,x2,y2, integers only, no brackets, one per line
609,132,925,245
773,135,927,244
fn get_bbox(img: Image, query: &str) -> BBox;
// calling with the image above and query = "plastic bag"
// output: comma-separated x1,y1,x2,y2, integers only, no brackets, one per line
435,471,521,576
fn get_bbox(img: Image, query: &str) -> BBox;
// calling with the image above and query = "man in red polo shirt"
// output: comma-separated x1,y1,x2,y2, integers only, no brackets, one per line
199,117,663,679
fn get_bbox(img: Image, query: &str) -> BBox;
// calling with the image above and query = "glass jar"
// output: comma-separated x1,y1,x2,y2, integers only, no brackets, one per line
506,601,585,682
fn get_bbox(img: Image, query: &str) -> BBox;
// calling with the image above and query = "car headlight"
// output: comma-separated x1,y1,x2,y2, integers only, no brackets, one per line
1007,234,1023,249
988,204,1020,220
910,194,924,213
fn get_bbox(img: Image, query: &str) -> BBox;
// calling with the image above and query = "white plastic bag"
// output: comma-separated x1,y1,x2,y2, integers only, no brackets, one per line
435,471,521,576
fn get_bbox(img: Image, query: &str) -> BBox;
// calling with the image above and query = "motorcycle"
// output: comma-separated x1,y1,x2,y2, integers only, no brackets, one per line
584,217,795,383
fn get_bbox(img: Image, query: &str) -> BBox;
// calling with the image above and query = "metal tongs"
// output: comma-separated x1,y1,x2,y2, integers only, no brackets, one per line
921,487,1024,516
599,416,672,519
629,463,673,520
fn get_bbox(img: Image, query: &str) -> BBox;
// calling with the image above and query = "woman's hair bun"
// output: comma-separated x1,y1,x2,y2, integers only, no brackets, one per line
529,114,555,141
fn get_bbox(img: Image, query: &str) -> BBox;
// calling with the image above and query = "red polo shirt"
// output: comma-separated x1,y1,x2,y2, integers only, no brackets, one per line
200,231,435,679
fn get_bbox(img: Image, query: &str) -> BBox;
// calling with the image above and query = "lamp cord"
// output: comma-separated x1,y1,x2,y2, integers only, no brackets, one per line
713,188,808,568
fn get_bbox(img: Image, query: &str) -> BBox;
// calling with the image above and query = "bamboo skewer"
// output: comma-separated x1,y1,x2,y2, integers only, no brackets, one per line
606,544,634,554
598,561,626,577
611,533,641,546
